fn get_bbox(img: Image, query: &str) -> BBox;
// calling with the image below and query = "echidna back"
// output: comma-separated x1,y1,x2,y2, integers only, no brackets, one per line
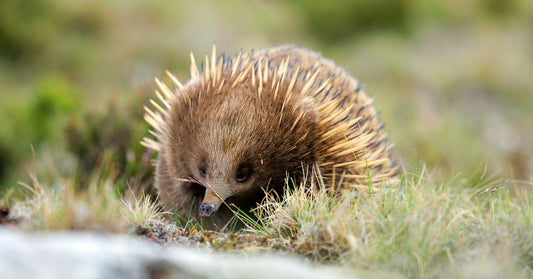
252,46,399,189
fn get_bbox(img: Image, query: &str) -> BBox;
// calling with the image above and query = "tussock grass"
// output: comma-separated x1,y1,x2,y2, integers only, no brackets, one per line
12,174,127,232
9,161,162,232
251,165,533,278
119,193,165,227
6,156,532,278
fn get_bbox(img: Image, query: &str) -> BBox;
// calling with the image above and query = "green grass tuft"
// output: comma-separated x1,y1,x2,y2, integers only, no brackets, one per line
249,164,533,277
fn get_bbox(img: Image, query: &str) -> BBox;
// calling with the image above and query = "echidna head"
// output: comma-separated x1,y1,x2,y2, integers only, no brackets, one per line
166,83,320,218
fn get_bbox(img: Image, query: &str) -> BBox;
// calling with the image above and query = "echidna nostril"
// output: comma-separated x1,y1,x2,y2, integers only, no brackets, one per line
199,203,216,218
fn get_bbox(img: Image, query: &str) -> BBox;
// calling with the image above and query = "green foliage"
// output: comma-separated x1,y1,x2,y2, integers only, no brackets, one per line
0,0,106,64
0,75,81,192
0,75,80,145
0,0,58,61
286,0,532,43
31,75,81,142
65,97,154,194
481,0,521,17
0,141,12,183
288,0,410,43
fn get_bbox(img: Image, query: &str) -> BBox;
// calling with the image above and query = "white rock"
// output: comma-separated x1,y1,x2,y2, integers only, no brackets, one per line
0,228,359,279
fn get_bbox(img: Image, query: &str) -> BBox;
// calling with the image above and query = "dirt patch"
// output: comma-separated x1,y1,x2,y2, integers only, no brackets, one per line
0,207,10,224
0,207,19,225
136,221,289,251
136,221,344,262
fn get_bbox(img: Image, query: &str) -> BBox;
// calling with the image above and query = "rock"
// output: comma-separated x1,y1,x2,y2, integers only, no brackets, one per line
0,228,360,279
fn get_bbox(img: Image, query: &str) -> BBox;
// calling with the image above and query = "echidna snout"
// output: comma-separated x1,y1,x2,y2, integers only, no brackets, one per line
199,202,216,218
199,187,229,217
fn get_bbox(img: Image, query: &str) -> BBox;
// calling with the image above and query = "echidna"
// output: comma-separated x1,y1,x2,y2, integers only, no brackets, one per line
142,45,399,229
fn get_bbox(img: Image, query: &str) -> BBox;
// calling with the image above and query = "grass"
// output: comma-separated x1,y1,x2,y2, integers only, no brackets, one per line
119,193,165,227
7,157,163,232
248,165,533,277
6,159,532,278
16,176,125,232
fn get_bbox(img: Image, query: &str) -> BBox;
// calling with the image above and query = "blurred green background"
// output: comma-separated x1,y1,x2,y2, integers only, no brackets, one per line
1,0,532,196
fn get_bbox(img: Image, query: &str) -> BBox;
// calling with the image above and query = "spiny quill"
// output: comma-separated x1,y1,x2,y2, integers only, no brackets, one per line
142,45,400,229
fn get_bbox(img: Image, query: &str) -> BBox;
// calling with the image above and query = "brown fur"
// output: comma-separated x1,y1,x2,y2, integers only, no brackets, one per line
143,45,400,229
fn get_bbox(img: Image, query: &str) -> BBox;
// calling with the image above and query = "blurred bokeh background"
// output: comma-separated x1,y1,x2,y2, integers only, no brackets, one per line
1,0,532,196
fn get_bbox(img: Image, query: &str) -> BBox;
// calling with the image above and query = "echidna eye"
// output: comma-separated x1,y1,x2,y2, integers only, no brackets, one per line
198,166,207,178
236,164,253,183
